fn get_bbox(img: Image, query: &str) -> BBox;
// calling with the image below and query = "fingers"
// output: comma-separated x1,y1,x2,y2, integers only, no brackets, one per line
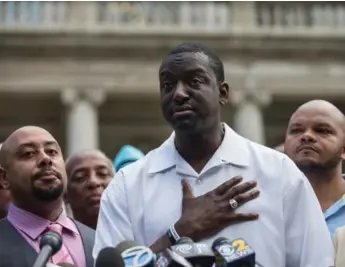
226,213,259,223
214,176,243,196
181,178,194,199
233,189,260,206
221,180,258,201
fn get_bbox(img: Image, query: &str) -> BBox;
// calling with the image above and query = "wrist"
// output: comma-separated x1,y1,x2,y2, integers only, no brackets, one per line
174,218,195,240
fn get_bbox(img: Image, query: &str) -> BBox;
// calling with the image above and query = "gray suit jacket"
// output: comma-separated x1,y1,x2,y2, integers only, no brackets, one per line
0,218,95,267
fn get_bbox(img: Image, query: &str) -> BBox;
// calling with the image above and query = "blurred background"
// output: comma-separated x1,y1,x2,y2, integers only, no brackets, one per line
0,1,344,160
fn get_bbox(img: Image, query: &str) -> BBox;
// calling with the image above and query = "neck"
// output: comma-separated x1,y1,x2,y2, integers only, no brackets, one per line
175,122,224,172
72,210,98,230
305,167,345,212
14,198,63,221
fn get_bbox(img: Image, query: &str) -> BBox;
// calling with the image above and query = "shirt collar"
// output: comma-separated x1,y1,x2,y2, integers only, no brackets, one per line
324,194,345,219
7,203,79,240
148,123,250,174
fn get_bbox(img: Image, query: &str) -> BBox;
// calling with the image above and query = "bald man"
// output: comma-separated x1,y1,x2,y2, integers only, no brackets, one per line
0,126,94,267
284,100,345,236
65,149,114,229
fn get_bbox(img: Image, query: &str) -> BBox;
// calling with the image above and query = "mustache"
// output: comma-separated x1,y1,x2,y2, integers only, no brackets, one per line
33,168,61,180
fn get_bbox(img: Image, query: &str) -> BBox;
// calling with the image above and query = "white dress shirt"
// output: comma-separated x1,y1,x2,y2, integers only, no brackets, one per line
94,124,334,267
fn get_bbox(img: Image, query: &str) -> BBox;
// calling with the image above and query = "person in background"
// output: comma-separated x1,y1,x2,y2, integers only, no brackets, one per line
0,142,11,219
0,126,94,267
65,149,114,229
284,100,345,236
273,143,284,153
334,225,345,267
113,144,144,171
94,43,334,267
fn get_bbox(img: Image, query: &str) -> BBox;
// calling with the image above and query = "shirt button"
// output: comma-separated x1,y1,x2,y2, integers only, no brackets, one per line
196,179,202,184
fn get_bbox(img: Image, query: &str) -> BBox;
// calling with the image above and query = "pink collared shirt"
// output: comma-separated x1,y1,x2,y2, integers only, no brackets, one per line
7,203,86,267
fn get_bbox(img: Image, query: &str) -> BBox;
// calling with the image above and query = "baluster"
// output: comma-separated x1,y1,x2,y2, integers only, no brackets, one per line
5,1,16,25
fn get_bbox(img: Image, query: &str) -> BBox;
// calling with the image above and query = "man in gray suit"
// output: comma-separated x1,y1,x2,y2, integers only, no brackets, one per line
0,126,95,267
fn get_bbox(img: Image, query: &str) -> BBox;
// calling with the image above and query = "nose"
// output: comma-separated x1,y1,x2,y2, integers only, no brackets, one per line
87,171,101,190
173,81,189,104
37,151,53,167
300,129,316,143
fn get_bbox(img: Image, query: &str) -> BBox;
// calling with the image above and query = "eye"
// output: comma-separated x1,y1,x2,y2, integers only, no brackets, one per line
289,128,303,135
316,128,332,135
189,77,203,87
162,81,174,92
71,174,85,183
22,151,36,159
47,149,58,156
97,169,111,179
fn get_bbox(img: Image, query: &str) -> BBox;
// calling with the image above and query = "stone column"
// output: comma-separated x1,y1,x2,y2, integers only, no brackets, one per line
232,77,271,145
61,88,106,157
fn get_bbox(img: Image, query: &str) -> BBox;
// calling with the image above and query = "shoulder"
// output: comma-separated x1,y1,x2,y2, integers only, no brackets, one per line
73,219,95,237
107,137,173,191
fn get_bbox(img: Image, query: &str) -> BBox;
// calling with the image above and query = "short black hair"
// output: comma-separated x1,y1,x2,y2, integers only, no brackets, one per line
166,43,225,83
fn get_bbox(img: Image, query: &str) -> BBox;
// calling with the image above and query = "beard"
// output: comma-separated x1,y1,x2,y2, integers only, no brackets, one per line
32,183,64,202
295,152,342,175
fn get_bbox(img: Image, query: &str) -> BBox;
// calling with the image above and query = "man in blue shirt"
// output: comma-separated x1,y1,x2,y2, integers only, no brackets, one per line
284,100,345,236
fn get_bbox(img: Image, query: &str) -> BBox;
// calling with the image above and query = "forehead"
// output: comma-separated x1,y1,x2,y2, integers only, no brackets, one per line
12,129,57,150
69,153,111,170
159,52,213,76
290,106,342,128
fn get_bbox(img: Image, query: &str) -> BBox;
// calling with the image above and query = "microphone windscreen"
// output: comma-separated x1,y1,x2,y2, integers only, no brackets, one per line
116,240,142,253
58,263,75,267
176,237,194,245
96,247,125,267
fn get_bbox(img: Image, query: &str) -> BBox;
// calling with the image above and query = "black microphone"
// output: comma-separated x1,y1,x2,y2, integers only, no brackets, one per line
32,231,62,267
169,237,215,267
155,248,193,267
211,237,256,267
95,247,125,267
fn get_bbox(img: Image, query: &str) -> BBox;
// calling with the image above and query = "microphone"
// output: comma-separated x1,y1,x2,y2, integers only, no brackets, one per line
155,249,193,267
211,237,256,267
116,240,156,267
33,231,62,267
95,247,125,267
169,237,215,267
57,264,75,267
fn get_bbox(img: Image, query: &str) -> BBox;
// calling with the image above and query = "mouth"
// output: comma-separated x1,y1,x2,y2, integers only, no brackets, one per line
37,170,59,181
173,106,195,117
88,193,102,203
297,145,318,153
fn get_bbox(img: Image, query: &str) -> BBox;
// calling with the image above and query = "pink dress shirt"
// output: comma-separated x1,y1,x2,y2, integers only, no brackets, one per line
7,203,86,267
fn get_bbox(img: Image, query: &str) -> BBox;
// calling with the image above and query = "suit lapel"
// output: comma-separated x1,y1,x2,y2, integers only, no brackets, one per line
1,219,38,267
74,220,95,267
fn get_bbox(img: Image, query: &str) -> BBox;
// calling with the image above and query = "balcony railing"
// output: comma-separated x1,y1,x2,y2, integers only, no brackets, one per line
256,2,345,28
0,1,344,35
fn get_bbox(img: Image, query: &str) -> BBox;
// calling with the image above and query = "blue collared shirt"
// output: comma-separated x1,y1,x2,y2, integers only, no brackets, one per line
325,192,345,237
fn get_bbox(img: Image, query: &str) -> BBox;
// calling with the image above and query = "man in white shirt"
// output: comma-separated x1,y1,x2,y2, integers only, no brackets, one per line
94,43,334,267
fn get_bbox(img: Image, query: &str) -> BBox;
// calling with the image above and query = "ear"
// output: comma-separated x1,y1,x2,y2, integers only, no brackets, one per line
0,166,10,190
219,81,230,106
341,142,345,161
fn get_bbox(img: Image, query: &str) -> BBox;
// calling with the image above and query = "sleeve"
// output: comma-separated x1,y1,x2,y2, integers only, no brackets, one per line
282,157,335,267
92,171,134,259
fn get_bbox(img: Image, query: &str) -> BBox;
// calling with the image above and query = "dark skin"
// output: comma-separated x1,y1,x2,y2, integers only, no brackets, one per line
65,150,114,229
150,51,260,253
0,126,67,221
285,100,345,212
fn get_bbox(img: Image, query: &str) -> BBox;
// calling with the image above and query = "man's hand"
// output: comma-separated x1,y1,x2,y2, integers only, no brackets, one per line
175,176,260,241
